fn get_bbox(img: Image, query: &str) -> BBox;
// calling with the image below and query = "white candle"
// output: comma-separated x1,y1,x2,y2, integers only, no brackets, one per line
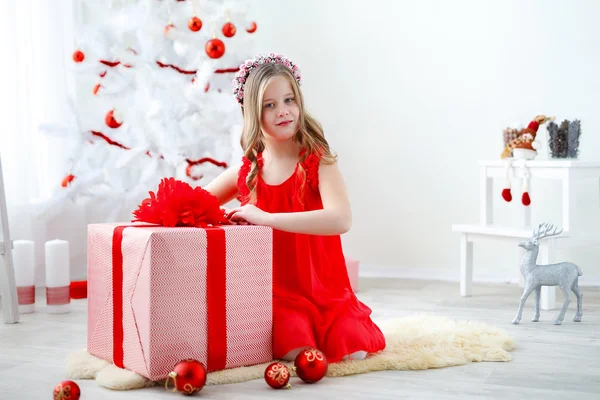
13,240,35,313
45,239,70,313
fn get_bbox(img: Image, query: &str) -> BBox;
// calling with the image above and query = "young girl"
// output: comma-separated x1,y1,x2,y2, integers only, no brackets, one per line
205,53,386,363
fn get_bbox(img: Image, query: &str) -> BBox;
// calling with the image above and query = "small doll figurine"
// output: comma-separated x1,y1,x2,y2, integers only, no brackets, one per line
500,115,555,206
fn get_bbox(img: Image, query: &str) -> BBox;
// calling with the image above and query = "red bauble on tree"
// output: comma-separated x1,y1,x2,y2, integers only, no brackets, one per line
61,174,75,188
264,362,291,389
53,380,81,400
222,21,236,37
72,50,85,63
246,21,257,33
205,38,225,59
188,15,202,31
294,348,328,383
164,22,175,37
165,359,207,395
105,109,123,129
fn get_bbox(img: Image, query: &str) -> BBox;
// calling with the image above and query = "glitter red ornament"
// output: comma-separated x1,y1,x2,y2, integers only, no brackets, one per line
222,21,236,37
105,110,123,129
72,50,84,63
264,362,291,389
205,38,225,59
53,380,81,400
188,15,202,32
294,348,328,383
165,359,207,395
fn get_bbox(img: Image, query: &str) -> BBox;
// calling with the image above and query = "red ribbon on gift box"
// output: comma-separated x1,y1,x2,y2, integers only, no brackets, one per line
111,225,228,372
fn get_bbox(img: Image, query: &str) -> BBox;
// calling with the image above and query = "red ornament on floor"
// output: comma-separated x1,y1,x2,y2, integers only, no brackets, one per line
105,110,123,129
165,359,207,395
294,348,328,383
188,15,202,32
205,38,225,59
264,362,291,389
53,380,80,400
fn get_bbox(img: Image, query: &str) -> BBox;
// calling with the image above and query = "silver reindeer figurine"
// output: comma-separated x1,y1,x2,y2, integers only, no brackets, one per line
512,223,583,325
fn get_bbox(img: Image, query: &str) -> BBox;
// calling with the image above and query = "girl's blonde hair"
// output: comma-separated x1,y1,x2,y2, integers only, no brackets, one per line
240,62,336,205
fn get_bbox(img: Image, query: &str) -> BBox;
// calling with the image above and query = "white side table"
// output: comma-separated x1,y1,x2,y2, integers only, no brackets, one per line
452,159,600,310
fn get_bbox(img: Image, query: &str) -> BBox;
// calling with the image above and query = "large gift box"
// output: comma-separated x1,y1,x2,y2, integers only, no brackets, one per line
87,222,274,381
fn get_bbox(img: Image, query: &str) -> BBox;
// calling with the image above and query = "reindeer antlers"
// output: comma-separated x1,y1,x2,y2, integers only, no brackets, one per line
532,222,563,240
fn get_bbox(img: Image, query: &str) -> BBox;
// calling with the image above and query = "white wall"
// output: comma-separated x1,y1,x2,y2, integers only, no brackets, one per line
24,0,599,288
251,0,600,286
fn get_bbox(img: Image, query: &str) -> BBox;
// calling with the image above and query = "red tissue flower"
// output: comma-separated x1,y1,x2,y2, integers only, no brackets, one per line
132,178,227,227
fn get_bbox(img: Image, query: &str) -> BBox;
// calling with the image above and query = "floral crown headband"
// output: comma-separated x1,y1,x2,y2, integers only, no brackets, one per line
232,53,302,105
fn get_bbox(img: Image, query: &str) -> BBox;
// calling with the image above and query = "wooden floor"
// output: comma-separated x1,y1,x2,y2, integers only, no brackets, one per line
1,278,599,399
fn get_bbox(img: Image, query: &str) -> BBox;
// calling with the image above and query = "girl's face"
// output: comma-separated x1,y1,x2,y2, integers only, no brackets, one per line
260,75,300,142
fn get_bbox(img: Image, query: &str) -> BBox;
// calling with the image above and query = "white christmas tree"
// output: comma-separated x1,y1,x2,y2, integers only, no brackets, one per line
39,0,259,222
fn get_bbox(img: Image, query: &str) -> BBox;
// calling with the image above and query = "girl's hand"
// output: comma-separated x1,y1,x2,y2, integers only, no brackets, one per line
226,205,272,226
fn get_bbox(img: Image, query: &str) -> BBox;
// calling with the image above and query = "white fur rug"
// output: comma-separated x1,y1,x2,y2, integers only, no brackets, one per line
66,314,516,390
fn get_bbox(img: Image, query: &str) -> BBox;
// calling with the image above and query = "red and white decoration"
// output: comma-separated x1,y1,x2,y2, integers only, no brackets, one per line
45,239,71,314
12,240,36,314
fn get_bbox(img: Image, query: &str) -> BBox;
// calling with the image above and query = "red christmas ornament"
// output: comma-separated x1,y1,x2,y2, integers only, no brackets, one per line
205,38,225,59
165,359,207,395
188,15,202,31
61,174,75,188
264,362,291,389
246,21,257,33
72,50,84,63
164,22,175,36
294,348,328,383
105,110,123,129
222,21,236,37
53,380,81,400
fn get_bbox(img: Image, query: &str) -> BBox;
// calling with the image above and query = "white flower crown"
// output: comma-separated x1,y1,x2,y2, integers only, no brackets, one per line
232,53,302,105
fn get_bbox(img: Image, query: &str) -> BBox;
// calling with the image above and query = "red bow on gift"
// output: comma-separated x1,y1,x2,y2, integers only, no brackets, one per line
132,178,228,227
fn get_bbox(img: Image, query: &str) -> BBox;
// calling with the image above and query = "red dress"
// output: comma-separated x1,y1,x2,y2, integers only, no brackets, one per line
237,148,386,363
